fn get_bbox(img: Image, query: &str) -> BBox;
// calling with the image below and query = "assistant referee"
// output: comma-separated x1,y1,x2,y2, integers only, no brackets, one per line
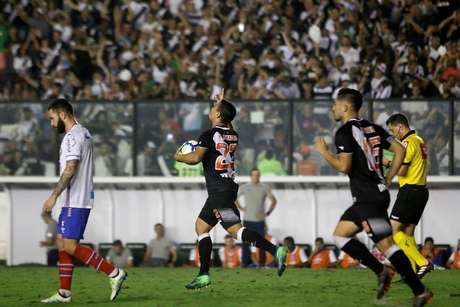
385,113,432,278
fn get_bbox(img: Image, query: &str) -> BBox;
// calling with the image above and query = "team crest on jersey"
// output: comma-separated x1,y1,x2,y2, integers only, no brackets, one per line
363,126,375,134
402,141,408,148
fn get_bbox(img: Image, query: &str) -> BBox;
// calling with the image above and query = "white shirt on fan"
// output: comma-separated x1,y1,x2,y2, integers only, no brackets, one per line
58,123,94,209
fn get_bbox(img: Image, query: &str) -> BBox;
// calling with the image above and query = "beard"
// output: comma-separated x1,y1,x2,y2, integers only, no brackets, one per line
56,118,66,134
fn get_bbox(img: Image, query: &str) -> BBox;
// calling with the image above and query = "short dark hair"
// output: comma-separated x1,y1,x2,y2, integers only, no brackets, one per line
113,240,123,246
336,88,363,112
315,237,324,244
218,99,236,124
48,98,74,115
250,167,260,174
284,236,295,245
386,113,409,127
424,237,434,244
225,234,233,240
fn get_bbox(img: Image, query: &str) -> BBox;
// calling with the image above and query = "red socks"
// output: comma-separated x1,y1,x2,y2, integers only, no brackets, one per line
58,251,74,292
73,244,117,276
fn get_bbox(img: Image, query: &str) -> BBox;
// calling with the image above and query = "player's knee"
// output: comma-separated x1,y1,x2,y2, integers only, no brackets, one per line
63,241,78,255
225,223,242,237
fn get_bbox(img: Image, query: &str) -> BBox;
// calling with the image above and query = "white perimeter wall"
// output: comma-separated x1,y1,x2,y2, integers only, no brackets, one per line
3,181,460,265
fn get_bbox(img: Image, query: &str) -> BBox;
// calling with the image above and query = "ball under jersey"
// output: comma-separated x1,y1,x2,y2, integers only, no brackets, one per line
197,126,239,194
58,123,95,209
335,118,393,203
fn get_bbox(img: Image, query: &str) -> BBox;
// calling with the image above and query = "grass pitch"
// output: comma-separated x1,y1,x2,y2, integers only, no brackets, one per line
0,267,459,307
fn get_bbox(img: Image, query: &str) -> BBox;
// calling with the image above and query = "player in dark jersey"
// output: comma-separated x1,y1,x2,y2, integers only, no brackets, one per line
314,88,433,306
175,91,288,290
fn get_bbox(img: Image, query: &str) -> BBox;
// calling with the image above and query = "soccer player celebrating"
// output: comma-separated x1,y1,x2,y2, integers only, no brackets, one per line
41,99,127,303
385,113,432,278
175,90,288,290
314,89,432,306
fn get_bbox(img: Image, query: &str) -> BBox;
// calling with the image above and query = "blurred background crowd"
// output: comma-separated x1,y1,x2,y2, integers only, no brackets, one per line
0,0,459,177
1,0,459,100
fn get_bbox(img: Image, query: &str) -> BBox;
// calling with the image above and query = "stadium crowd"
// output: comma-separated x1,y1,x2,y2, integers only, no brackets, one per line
1,0,459,100
0,0,459,177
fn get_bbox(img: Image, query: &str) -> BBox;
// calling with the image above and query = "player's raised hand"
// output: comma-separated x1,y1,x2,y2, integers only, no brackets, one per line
213,88,225,103
314,137,329,154
42,195,57,214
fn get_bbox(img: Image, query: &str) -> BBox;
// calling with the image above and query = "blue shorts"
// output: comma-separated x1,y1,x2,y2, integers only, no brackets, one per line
57,207,91,240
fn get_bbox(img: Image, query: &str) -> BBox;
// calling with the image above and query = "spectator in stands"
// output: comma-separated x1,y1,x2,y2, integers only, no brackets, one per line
39,211,58,266
283,236,308,268
251,226,277,268
236,168,277,267
447,239,460,269
294,142,318,175
370,63,392,99
420,237,444,267
135,141,162,176
1,1,459,101
257,149,286,176
307,237,337,269
338,251,361,269
143,223,177,267
106,240,133,269
218,235,242,269
175,158,203,177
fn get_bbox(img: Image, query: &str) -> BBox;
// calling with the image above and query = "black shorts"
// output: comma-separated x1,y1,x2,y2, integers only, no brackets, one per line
340,194,392,243
390,184,429,225
198,190,241,229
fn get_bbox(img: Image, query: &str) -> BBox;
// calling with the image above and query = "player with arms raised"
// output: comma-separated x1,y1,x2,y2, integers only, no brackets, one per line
175,91,288,290
41,99,127,303
314,89,432,306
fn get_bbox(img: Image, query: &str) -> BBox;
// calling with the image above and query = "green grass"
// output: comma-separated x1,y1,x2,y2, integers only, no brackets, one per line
0,267,459,307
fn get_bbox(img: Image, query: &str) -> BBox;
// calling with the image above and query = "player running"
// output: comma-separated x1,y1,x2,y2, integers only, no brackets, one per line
175,91,288,290
314,89,433,306
385,113,432,278
41,99,127,303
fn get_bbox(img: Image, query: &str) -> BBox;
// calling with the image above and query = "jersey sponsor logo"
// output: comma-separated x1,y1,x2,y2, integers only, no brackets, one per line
222,134,238,141
402,141,408,148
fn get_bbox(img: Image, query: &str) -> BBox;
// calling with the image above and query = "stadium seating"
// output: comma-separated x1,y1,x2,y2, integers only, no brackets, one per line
125,243,147,267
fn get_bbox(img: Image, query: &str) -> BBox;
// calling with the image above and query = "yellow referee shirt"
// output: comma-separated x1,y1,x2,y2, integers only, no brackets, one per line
399,130,427,187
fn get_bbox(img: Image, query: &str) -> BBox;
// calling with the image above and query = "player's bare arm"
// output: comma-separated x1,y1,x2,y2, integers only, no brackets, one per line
174,146,207,165
314,137,353,174
42,160,79,213
385,139,405,186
